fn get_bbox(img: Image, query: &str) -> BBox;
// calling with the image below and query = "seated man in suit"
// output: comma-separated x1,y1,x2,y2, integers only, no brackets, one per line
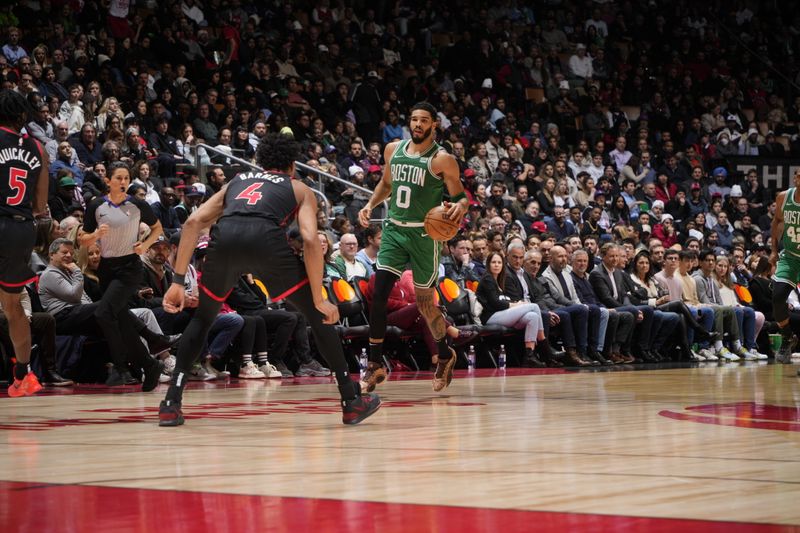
515,247,596,367
571,249,635,363
589,243,655,363
541,245,611,365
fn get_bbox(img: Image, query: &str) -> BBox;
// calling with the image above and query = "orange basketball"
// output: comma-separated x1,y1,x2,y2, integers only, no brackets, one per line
424,205,460,241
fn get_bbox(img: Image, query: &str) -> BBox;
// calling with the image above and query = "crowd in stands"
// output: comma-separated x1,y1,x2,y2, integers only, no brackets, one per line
2,0,800,384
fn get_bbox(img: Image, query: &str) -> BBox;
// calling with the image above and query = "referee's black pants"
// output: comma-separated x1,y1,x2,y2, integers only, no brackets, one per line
96,254,153,371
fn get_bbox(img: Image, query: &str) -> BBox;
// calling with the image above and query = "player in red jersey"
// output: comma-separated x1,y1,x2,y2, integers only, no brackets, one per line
0,90,49,397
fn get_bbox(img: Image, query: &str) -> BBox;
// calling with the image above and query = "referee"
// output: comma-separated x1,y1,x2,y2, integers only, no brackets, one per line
78,161,164,389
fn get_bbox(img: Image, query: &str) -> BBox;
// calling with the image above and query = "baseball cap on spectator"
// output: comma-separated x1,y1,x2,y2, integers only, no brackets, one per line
660,213,674,222
725,114,738,122
348,165,364,176
186,183,206,197
730,185,743,197
324,145,337,154
530,221,547,234
367,70,381,79
690,182,701,190
195,239,209,258
150,235,169,248
169,231,182,246
463,168,476,178
688,229,704,241
651,200,665,210
559,80,570,90
712,167,728,177
368,165,381,173
292,21,303,30
318,44,329,52
747,128,758,137
481,78,493,89
640,224,652,234
576,43,587,50
59,176,76,188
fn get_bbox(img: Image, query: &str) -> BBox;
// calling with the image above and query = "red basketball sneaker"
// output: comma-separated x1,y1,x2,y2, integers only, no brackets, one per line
8,372,43,398
342,393,381,425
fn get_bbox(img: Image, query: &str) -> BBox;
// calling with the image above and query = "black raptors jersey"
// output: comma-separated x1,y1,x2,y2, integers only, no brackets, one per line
0,128,43,220
221,170,298,226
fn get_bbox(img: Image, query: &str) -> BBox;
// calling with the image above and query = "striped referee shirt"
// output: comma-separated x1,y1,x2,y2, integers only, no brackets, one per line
84,195,158,258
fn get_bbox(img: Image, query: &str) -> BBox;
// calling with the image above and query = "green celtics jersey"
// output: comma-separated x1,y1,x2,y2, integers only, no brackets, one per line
386,139,444,223
783,188,800,257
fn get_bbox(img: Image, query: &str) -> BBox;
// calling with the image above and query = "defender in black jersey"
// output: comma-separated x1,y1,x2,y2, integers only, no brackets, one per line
158,133,380,426
0,90,49,397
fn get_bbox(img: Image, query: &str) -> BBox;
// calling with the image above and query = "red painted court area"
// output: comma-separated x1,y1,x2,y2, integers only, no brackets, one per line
0,481,796,533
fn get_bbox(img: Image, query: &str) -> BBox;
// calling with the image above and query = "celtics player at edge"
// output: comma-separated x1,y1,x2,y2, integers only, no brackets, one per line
770,169,800,370
358,102,468,393
158,133,380,426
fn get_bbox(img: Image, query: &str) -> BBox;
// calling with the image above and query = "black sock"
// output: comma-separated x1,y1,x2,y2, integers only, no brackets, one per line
436,337,451,359
369,342,383,364
165,370,189,403
14,362,28,380
336,371,358,400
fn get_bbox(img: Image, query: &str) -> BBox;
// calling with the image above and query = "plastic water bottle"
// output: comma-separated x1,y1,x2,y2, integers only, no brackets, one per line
359,348,368,377
467,345,476,372
498,344,507,370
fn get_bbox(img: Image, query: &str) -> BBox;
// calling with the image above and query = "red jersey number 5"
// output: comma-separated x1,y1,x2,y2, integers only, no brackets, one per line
234,183,264,205
6,168,27,206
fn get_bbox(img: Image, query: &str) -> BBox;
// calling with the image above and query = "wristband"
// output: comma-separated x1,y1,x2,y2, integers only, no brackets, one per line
172,273,186,286
451,192,467,203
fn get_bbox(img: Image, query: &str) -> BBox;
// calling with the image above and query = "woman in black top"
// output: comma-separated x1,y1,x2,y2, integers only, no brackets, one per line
78,162,164,389
475,252,545,361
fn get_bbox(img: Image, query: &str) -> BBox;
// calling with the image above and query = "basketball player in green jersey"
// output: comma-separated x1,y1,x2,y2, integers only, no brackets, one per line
770,169,800,367
358,102,468,392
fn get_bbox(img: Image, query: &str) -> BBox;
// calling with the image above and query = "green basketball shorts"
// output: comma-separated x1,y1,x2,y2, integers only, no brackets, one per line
773,250,800,288
376,221,441,288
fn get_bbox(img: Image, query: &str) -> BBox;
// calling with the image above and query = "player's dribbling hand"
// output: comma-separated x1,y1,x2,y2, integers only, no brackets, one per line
163,284,186,314
443,200,466,222
315,299,340,324
358,206,372,228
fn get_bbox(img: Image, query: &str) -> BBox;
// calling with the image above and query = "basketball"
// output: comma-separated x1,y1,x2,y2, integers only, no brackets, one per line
424,205,460,241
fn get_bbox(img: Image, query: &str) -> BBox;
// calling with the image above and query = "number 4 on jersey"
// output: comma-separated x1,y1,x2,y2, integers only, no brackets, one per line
235,183,264,205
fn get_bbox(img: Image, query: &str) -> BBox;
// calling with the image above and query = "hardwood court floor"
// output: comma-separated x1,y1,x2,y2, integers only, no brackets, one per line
1,363,799,532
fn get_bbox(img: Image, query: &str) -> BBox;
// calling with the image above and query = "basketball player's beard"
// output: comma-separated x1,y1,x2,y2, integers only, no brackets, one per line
411,126,432,144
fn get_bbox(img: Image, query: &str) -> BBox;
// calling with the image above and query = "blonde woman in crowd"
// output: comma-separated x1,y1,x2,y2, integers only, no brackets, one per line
714,255,768,359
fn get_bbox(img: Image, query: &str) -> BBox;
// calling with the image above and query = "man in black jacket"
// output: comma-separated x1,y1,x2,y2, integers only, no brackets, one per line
148,115,189,179
589,243,655,362
570,249,634,363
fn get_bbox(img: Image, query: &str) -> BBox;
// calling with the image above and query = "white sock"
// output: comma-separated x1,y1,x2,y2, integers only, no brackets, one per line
733,340,743,351
714,340,723,351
